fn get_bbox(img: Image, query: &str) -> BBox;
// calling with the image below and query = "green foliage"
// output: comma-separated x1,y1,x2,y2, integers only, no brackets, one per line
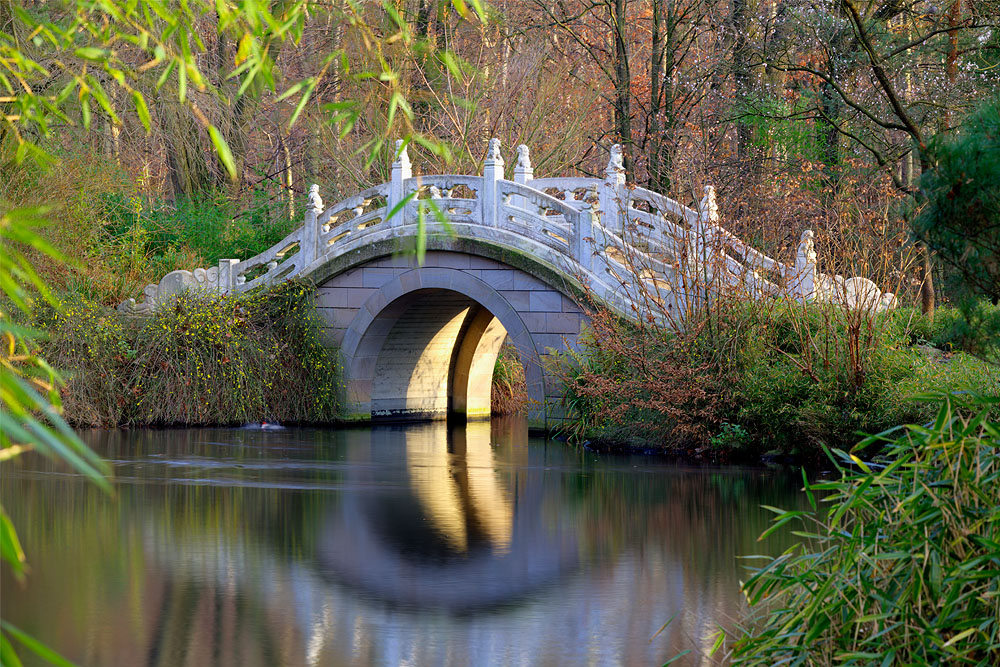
886,304,1000,362
731,303,997,454
559,300,998,456
739,95,823,163
491,341,527,415
732,393,1000,666
98,190,298,265
40,281,341,427
1,204,109,667
912,96,1000,302
710,423,751,451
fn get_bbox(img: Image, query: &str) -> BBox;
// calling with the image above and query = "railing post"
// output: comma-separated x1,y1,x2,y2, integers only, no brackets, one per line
599,144,626,233
790,229,817,300
482,138,504,227
389,139,411,227
691,185,718,283
217,258,238,294
300,183,323,269
575,204,595,272
512,144,533,210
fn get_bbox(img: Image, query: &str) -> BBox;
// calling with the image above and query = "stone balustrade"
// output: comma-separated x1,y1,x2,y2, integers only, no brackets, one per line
119,139,897,317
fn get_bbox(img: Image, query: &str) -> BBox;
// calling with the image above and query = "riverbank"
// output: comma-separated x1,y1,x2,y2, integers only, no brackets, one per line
39,281,341,427
37,282,997,461
555,300,999,462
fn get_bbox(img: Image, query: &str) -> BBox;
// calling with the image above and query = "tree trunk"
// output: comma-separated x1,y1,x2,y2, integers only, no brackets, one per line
611,0,633,172
648,0,676,193
731,0,754,169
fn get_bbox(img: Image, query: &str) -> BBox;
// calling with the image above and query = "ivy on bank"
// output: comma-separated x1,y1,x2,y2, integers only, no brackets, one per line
39,281,341,427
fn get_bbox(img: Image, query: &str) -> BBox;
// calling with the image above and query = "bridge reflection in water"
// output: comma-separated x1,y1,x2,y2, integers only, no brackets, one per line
2,420,807,666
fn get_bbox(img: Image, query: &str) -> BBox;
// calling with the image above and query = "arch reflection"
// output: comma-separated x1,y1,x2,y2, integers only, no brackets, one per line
317,419,577,611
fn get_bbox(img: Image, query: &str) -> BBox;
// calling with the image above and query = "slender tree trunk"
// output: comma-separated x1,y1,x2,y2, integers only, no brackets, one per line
611,0,633,172
731,0,754,169
649,0,664,188
649,0,676,193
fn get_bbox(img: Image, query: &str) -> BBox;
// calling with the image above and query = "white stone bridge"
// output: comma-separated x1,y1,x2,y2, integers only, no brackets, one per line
122,139,895,429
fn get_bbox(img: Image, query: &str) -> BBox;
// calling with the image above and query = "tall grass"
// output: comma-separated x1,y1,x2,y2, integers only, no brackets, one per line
39,281,341,427
731,393,1000,665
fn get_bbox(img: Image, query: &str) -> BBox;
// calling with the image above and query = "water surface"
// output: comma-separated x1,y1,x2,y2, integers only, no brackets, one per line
3,419,806,666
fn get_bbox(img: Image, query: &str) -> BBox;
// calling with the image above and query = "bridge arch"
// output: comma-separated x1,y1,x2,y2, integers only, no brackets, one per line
334,263,554,426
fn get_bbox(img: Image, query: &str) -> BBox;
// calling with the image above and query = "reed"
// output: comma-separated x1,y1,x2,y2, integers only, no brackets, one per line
732,392,1000,665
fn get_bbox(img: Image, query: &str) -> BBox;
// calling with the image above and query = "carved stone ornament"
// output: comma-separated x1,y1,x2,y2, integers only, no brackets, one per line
308,184,324,213
117,266,219,315
796,229,817,268
486,137,502,162
606,144,624,175
699,185,719,224
516,144,531,170
393,139,411,168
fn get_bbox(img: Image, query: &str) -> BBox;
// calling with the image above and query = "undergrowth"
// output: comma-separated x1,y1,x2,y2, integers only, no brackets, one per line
3,147,298,307
38,280,340,427
557,299,999,457
491,341,528,415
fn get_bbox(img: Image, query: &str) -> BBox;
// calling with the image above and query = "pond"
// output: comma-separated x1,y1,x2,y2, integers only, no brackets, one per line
2,418,807,666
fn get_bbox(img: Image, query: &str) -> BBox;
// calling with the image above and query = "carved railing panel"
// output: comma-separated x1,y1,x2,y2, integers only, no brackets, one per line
318,184,389,252
233,227,303,292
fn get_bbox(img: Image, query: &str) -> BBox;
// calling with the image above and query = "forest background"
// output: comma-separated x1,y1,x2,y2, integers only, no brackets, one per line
2,0,1000,452
3,2,1000,663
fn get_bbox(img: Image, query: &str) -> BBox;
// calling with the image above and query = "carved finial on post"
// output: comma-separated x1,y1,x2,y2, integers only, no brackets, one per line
301,184,323,269
516,144,532,171
600,144,626,233
217,258,239,293
791,229,818,300
393,139,411,171
512,144,533,210
606,144,625,182
308,184,324,213
486,137,503,163
796,229,817,268
699,185,719,224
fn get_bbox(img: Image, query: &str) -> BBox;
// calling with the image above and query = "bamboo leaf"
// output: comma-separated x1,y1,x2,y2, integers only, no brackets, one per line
0,507,26,580
1,622,76,667
208,126,237,181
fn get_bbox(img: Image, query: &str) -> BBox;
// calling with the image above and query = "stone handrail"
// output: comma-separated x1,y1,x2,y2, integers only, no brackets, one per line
119,138,898,316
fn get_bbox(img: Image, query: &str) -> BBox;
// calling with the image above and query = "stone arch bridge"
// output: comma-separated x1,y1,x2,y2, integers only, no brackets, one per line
122,140,895,429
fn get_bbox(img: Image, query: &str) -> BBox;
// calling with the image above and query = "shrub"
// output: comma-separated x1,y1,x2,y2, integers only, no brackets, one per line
558,297,998,456
556,307,728,447
732,393,1000,665
40,280,341,426
491,341,528,415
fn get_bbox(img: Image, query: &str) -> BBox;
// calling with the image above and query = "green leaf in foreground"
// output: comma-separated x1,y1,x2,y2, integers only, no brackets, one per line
2,622,77,667
731,392,1000,665
208,126,237,180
